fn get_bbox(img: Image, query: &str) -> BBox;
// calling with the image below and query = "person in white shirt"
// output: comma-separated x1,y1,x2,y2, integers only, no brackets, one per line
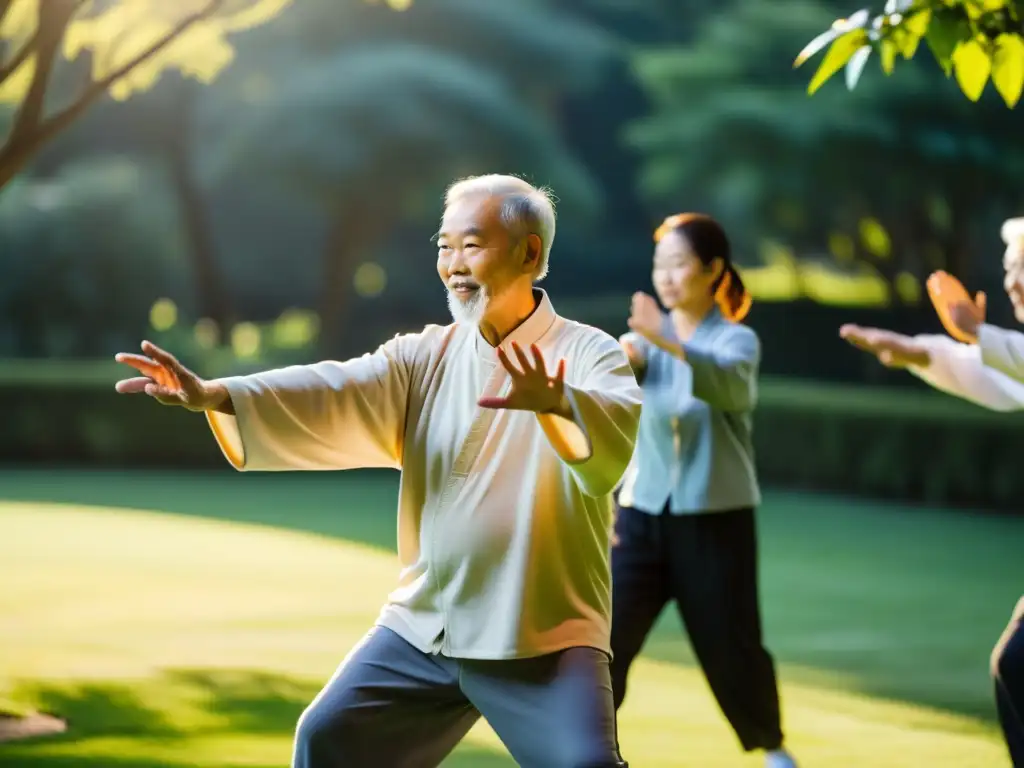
839,216,1024,768
114,174,642,768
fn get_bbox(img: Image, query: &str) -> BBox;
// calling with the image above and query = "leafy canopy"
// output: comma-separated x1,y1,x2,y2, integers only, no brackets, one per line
796,0,1024,107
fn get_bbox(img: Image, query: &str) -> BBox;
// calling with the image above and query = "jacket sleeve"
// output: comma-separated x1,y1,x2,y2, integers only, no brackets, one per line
539,335,643,497
682,325,760,412
908,333,1024,412
206,333,420,470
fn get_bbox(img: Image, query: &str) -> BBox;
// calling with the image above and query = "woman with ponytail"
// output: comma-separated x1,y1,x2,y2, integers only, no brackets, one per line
612,213,797,768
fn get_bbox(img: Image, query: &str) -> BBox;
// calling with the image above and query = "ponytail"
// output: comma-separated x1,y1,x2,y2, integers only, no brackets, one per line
714,264,752,322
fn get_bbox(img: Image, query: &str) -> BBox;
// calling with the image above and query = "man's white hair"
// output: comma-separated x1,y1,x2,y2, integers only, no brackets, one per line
1002,217,1024,246
444,174,557,281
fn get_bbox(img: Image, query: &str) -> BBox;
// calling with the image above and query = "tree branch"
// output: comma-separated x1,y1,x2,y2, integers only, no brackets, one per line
0,30,39,89
41,0,227,132
7,0,79,145
0,0,226,189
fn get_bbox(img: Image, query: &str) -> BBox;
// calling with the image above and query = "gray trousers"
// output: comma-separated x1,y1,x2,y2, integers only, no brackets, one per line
292,626,626,768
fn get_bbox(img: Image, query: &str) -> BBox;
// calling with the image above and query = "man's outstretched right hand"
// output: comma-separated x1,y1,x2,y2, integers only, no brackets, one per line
839,324,931,369
114,340,232,413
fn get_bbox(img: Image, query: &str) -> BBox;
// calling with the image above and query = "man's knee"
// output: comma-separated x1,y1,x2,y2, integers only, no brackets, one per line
292,708,331,767
292,700,358,768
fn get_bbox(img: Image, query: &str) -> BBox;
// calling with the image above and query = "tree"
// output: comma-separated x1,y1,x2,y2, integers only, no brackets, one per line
0,0,295,191
628,0,1024,307
0,155,190,356
204,0,613,354
796,0,1024,107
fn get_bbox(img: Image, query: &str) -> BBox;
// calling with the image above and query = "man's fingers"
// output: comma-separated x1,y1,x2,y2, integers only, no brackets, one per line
141,341,190,382
555,358,566,383
529,344,548,378
115,354,179,389
510,342,533,374
115,353,162,376
495,346,522,377
839,325,875,351
145,383,185,406
976,291,987,313
478,396,516,410
115,377,152,394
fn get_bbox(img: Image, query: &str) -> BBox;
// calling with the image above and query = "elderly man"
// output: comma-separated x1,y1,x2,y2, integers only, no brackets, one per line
840,216,1024,768
115,174,641,768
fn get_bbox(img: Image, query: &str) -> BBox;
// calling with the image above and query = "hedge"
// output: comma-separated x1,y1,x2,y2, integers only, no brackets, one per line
2,359,1022,511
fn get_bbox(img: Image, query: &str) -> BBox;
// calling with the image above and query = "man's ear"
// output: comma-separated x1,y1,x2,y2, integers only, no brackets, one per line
521,233,543,274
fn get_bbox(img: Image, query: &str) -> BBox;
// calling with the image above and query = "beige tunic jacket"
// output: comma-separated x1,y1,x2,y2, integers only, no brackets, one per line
207,291,642,659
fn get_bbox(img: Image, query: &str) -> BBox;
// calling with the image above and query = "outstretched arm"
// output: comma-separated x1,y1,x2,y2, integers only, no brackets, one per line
909,333,1024,412
839,324,1024,412
206,334,418,471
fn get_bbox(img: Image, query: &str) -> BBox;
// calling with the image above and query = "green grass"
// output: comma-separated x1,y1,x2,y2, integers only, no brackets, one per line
0,469,1020,767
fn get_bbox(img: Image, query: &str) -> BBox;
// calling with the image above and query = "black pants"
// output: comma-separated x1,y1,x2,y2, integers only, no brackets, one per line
609,505,784,752
994,597,1024,767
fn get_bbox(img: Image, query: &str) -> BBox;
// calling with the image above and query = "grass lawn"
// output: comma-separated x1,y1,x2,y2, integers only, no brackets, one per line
0,468,1020,767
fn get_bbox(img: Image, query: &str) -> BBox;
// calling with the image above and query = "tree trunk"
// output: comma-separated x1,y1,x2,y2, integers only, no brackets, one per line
164,78,233,332
0,141,35,191
317,201,380,357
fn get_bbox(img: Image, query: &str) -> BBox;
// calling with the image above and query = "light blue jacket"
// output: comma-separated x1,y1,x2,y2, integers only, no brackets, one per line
617,307,761,514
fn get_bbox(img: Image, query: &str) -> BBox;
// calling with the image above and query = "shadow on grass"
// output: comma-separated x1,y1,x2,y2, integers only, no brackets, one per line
0,669,514,767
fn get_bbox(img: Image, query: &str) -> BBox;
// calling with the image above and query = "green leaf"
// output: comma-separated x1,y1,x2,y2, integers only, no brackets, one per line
899,8,931,59
880,37,897,74
925,10,963,75
794,26,842,68
952,38,992,100
845,45,871,89
991,33,1024,107
807,29,869,95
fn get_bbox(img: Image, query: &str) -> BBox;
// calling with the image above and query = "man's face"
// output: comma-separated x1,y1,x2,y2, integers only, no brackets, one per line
1004,239,1024,323
436,194,525,324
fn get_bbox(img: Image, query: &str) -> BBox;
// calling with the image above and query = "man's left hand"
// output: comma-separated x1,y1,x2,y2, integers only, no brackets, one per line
479,341,572,418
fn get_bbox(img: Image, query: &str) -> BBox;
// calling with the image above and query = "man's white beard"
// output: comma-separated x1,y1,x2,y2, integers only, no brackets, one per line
447,285,490,325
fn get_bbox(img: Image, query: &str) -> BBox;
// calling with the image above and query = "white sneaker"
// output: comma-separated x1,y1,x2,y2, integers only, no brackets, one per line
765,749,798,768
